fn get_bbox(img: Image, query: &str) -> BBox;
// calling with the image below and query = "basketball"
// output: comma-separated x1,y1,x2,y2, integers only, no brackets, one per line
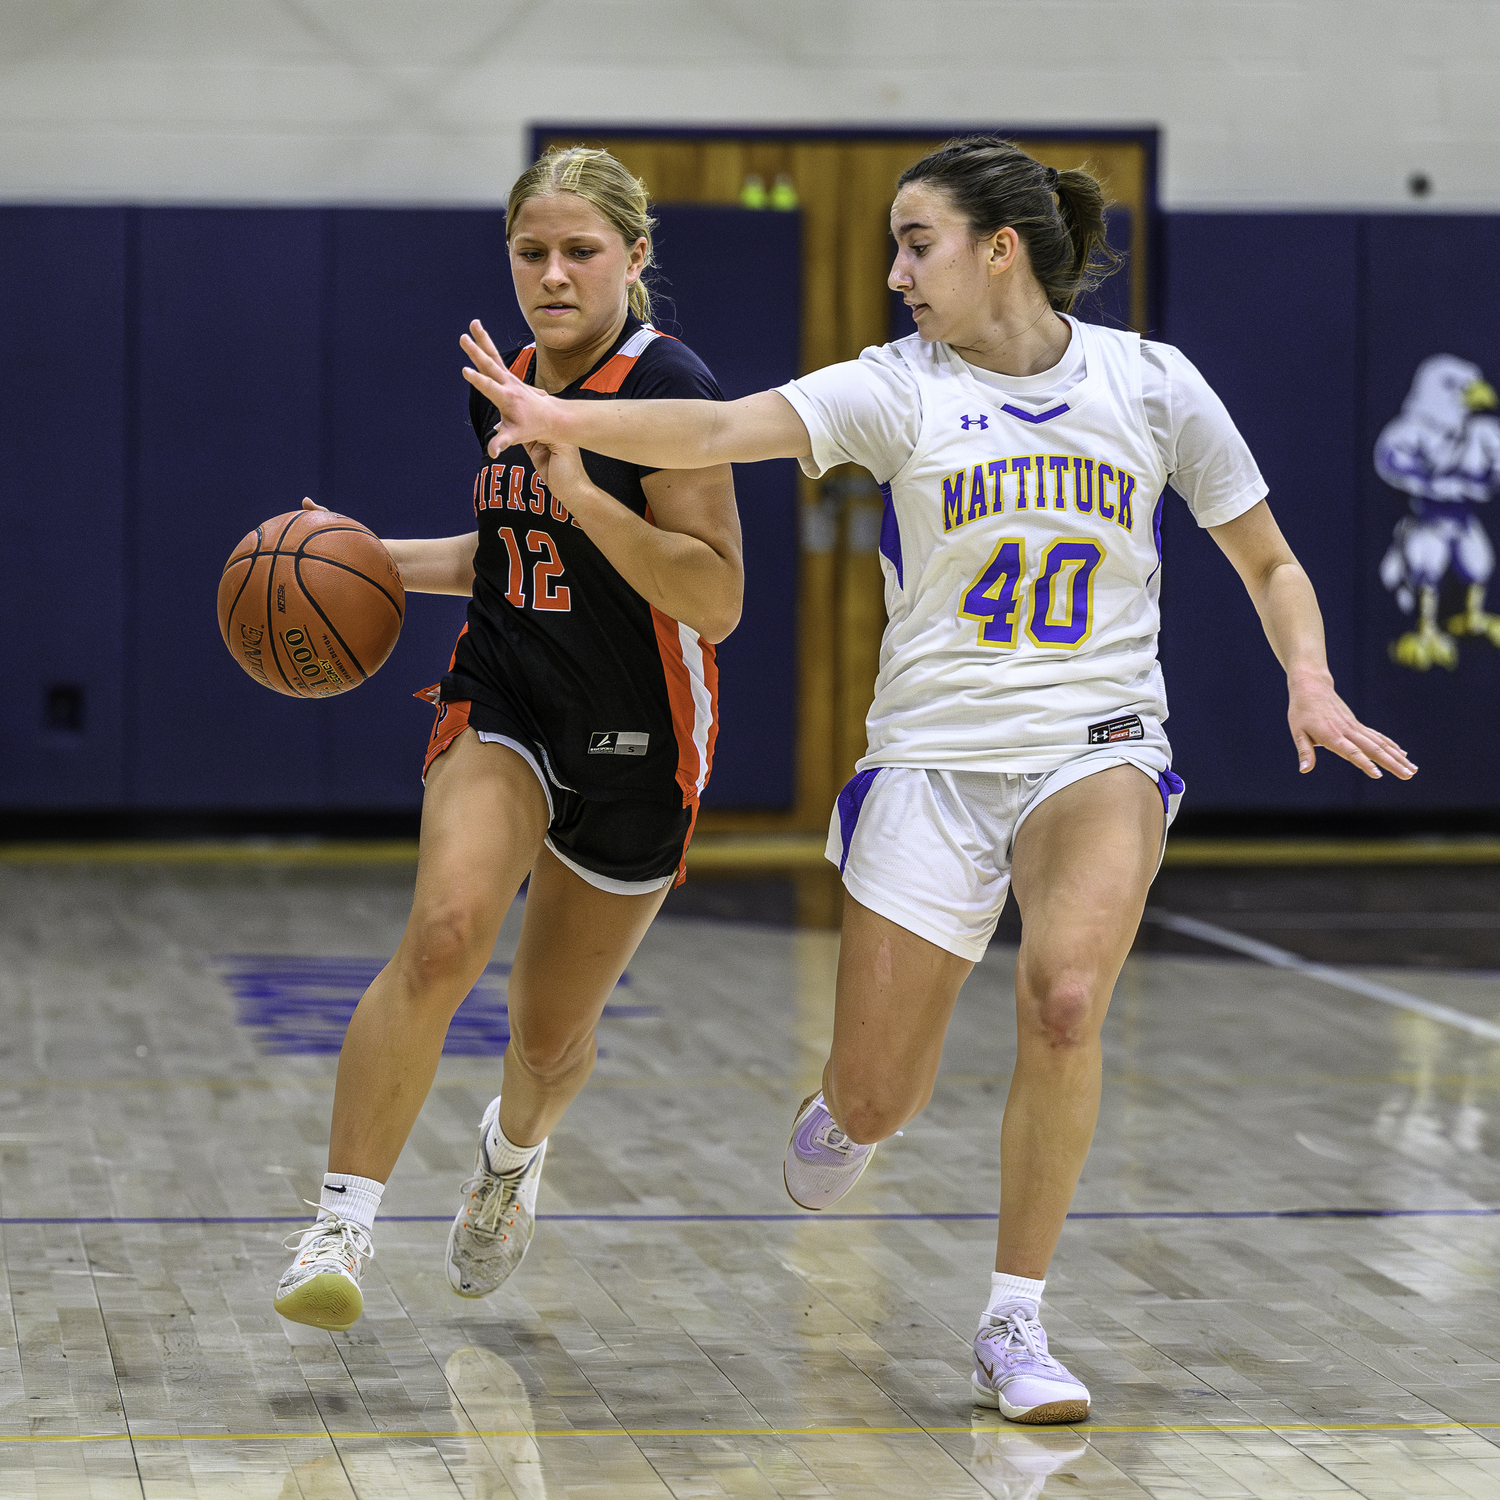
217,508,405,698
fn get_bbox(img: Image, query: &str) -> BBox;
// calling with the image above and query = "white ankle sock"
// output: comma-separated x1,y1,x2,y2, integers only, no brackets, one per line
318,1173,383,1234
484,1111,541,1174
984,1271,1046,1325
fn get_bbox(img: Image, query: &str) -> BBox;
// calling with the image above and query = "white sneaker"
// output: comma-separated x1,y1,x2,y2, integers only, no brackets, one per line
783,1091,875,1210
446,1095,547,1297
273,1212,373,1331
971,1302,1091,1423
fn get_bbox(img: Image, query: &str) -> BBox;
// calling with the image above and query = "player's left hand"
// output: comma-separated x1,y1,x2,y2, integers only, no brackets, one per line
1288,674,1416,779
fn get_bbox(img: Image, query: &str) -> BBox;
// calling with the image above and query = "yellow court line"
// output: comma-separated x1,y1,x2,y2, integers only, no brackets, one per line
1161,838,1500,866
2,1422,1495,1446
0,840,422,866
0,1075,768,1092
5,1069,1496,1093
3,836,1500,867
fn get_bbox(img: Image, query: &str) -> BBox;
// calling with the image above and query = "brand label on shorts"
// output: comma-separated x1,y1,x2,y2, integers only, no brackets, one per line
589,731,649,756
1087,714,1144,745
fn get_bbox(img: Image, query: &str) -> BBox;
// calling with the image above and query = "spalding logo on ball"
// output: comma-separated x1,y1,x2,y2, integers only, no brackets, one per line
217,508,404,697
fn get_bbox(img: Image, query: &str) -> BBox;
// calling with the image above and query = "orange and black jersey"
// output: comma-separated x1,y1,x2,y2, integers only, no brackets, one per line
442,316,725,805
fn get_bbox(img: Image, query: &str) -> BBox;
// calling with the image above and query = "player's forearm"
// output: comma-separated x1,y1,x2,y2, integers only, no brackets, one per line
569,490,742,642
1249,560,1333,687
382,533,477,595
549,398,732,470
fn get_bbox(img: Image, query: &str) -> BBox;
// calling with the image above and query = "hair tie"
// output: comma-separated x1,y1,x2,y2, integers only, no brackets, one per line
1044,166,1059,191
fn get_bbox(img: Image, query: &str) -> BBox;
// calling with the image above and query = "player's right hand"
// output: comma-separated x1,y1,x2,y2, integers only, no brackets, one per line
461,320,559,457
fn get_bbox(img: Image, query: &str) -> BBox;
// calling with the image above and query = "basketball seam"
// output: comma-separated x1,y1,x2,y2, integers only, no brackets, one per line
279,546,404,621
265,514,306,695
290,524,404,684
220,524,264,648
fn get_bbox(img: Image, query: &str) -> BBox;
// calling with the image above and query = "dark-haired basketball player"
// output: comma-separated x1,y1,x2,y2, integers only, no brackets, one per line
462,136,1416,1423
273,146,742,1331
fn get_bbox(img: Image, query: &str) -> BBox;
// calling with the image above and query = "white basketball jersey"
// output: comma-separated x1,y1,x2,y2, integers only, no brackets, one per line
863,320,1171,772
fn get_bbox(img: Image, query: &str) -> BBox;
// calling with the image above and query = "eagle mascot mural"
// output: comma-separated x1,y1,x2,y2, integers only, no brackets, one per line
1376,354,1500,670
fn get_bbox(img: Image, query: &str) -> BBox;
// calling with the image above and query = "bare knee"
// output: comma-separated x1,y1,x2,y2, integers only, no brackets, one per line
508,1025,596,1087
832,1086,925,1146
1020,974,1100,1050
394,906,491,1002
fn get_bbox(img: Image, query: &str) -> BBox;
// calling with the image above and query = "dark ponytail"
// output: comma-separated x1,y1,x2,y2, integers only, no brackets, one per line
897,137,1121,314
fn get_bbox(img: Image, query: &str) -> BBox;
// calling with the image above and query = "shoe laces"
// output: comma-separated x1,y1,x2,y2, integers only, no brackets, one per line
459,1161,528,1238
816,1119,866,1157
281,1205,374,1263
979,1309,1064,1373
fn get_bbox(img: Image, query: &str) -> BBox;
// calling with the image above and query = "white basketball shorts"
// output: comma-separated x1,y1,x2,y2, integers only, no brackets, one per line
824,746,1185,962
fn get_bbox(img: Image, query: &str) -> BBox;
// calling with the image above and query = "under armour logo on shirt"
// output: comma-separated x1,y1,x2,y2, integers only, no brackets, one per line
960,414,988,430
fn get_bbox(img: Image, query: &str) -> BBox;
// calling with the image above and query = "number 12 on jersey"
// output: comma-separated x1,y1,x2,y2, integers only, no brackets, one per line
499,526,571,613
959,537,1104,650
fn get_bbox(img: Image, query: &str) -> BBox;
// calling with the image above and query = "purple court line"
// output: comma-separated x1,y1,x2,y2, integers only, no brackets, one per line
1,1208,1496,1226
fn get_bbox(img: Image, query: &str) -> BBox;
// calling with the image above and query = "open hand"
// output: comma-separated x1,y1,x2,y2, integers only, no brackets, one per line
461,320,562,457
1289,675,1416,779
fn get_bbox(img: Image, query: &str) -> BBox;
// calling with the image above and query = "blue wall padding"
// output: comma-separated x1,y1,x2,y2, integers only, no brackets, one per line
0,204,799,812
1354,217,1500,809
0,208,130,806
1159,214,1366,808
133,209,329,806
652,206,801,809
1162,213,1500,811
319,209,507,807
6,206,1500,814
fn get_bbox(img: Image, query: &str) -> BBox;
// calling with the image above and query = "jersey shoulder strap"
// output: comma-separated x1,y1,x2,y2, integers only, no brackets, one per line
580,324,669,394
1073,319,1143,403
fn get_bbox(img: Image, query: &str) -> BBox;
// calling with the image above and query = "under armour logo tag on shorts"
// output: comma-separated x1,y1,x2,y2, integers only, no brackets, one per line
960,414,988,430
589,731,650,756
1087,714,1144,745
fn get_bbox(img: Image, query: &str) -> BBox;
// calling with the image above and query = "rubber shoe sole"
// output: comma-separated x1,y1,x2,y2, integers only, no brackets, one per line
970,1373,1090,1424
273,1272,364,1332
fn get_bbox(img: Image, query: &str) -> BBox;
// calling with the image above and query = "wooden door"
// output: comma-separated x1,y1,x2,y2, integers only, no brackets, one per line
534,128,1157,832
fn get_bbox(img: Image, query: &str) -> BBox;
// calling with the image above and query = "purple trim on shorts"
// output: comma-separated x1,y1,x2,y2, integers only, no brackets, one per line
878,482,903,587
1158,768,1184,813
836,768,881,873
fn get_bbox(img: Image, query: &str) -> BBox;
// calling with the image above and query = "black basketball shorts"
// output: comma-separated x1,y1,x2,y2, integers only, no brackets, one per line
423,697,694,893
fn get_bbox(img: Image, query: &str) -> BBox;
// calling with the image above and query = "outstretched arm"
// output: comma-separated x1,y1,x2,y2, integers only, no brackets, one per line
460,320,812,469
1208,500,1416,779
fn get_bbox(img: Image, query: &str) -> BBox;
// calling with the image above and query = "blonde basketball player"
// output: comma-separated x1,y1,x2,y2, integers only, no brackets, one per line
460,136,1416,1423
272,148,741,1332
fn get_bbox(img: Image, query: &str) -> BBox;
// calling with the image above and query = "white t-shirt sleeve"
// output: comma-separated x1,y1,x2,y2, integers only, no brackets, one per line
1141,340,1269,528
776,344,922,484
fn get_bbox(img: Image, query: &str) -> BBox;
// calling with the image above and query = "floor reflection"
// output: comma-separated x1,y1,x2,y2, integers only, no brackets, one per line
445,1345,550,1500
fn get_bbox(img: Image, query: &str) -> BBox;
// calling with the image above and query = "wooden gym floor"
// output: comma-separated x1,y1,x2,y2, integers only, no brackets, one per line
0,848,1497,1498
